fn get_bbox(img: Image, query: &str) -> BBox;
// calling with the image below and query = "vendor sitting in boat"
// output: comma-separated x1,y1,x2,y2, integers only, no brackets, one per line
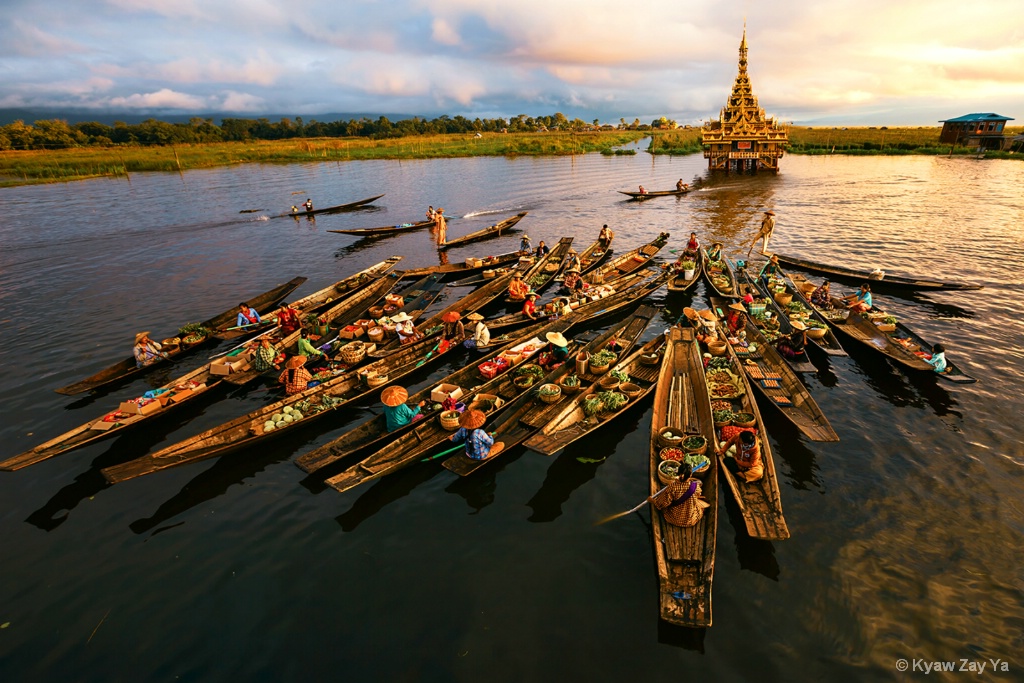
564,249,581,273
391,312,420,345
133,331,169,368
684,232,700,254
562,268,584,296
706,241,724,262
296,329,325,361
237,302,262,329
249,336,279,372
924,343,950,374
717,429,763,483
441,311,465,344
535,241,550,258
464,312,490,350
675,179,689,192
508,273,530,301
694,310,720,345
449,409,504,460
279,355,312,395
810,280,833,309
550,296,572,319
638,185,648,195
540,331,570,369
649,463,709,527
519,234,532,254
522,292,541,320
304,198,313,212
275,302,301,335
843,283,873,313
725,302,747,336
381,386,425,432
776,320,807,359
760,254,782,285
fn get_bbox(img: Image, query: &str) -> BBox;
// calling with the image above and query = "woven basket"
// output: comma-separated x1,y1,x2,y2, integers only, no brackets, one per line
439,410,462,431
366,373,389,388
683,435,708,455
340,342,366,365
537,383,562,404
619,382,643,399
657,427,685,449
798,282,817,295
598,375,620,391
708,341,728,357
657,459,681,485
367,327,385,343
589,361,610,375
368,306,384,319
558,376,582,394
774,292,793,306
639,352,660,366
806,327,827,339
732,413,756,428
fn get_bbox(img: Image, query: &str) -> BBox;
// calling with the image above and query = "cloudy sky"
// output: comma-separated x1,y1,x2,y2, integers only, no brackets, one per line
1,0,1022,125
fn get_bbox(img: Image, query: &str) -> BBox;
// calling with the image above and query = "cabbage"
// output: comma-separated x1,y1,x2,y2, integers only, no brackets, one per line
264,421,276,432
272,413,284,422
290,411,303,420
283,406,294,413
275,420,287,428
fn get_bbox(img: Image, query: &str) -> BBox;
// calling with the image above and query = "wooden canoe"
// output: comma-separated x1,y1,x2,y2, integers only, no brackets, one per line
772,252,983,292
702,247,740,298
747,263,846,357
310,318,576,484
54,276,307,396
276,194,384,218
708,297,839,442
618,188,691,199
583,233,670,285
734,268,817,373
558,239,613,280
327,218,436,237
524,335,665,456
649,327,718,628
214,256,403,341
703,324,789,541
442,305,658,477
398,251,522,281
438,212,527,250
666,253,702,293
101,319,477,484
516,237,574,296
789,274,976,384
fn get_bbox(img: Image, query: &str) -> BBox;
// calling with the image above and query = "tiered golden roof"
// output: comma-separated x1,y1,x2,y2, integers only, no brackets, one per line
702,29,788,172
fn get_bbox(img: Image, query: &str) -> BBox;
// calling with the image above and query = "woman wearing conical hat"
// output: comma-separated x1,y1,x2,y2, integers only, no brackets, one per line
463,312,490,350
133,331,168,368
449,409,504,460
380,385,426,432
278,355,312,395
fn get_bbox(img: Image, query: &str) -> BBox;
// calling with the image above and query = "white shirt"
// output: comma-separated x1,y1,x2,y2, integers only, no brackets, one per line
474,322,491,346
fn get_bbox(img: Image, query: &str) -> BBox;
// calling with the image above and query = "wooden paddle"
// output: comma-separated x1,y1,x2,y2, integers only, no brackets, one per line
420,432,497,462
595,486,668,526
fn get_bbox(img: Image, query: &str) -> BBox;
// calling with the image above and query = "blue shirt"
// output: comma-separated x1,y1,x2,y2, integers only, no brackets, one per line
237,308,261,327
383,403,420,432
857,291,872,307
925,351,947,373
450,427,495,460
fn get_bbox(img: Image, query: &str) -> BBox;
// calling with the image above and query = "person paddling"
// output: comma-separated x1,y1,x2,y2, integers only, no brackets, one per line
748,210,775,256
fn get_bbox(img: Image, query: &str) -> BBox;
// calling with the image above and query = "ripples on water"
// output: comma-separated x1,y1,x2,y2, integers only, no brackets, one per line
1,152,1022,681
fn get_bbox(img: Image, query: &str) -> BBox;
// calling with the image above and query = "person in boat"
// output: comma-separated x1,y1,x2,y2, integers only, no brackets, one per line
671,251,695,275
776,320,807,359
649,463,709,527
717,429,763,483
236,302,262,329
598,224,614,249
519,234,533,254
725,302,747,336
676,178,685,192
133,331,168,368
534,241,550,258
279,355,312,395
706,241,724,262
304,198,313,212
691,310,720,345
449,409,504,460
296,329,325,361
391,312,420,345
684,232,700,254
441,311,465,343
464,312,490,350
275,302,301,335
508,273,530,301
924,343,949,374
381,385,426,432
522,292,541,320
843,283,873,312
540,331,570,369
426,206,436,220
748,210,775,256
435,208,447,245
550,296,572,319
562,268,582,295
810,279,833,309
249,336,279,372
564,249,581,273
291,205,299,214
638,185,647,195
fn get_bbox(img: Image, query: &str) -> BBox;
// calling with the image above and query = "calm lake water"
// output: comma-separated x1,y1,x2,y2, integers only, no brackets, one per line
1,147,1023,682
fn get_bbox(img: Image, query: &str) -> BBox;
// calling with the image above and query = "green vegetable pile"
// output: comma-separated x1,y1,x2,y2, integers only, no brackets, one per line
713,409,735,423
610,368,629,383
590,349,618,366
596,391,628,412
683,435,707,450
683,453,710,471
537,384,561,396
561,374,580,387
582,396,603,417
293,394,346,416
514,364,543,378
178,322,209,339
707,357,732,371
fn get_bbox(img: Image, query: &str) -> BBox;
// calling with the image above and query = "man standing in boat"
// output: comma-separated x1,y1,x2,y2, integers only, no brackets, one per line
304,198,314,212
598,224,613,249
748,210,775,256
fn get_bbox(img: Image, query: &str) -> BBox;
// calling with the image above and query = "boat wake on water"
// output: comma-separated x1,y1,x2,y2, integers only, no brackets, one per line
461,206,530,219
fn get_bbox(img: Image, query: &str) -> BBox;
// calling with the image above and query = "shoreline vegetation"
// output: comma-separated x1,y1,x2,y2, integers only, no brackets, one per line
1,124,1020,188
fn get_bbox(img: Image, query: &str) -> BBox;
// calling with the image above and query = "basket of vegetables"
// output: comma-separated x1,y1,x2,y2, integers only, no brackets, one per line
581,396,604,419
597,391,629,418
178,322,209,345
875,315,898,333
732,412,756,428
537,383,562,404
805,323,828,339
558,374,582,394
514,375,536,390
713,409,734,428
683,453,711,479
588,350,618,375
365,372,389,388
657,458,681,485
657,426,685,449
340,341,366,365
640,351,661,366
439,410,462,431
683,435,707,455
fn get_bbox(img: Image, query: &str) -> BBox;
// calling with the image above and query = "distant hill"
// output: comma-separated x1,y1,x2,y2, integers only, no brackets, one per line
0,108,417,126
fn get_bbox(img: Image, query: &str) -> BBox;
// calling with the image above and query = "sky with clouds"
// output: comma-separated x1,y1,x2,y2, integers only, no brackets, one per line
1,0,1022,125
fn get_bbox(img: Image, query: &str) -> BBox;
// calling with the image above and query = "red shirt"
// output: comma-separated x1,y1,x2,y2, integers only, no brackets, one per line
522,300,538,317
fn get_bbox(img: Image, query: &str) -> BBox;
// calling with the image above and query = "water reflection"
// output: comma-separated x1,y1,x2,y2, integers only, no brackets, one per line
756,410,825,493
721,494,781,581
445,449,524,513
335,463,441,532
842,340,960,419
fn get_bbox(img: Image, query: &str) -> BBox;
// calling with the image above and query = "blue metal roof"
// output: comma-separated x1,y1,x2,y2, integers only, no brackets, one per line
939,113,1014,123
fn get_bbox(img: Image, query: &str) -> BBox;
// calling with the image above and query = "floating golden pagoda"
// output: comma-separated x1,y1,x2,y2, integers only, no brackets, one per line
702,29,788,173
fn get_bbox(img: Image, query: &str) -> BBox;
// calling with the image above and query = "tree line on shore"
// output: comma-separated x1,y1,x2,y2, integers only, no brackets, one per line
0,113,679,151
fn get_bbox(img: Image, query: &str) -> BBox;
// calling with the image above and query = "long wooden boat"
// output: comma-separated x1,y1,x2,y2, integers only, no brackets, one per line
702,247,739,298
442,306,657,477
700,318,789,541
276,194,384,218
708,297,839,442
649,327,718,628
517,237,574,295
772,252,983,292
55,276,307,396
666,254,702,293
309,318,576,483
524,335,665,455
398,251,522,281
789,274,976,384
584,232,669,285
438,212,527,251
214,257,402,341
557,238,613,281
618,188,691,199
747,262,846,357
101,317,480,484
367,265,526,359
733,268,816,373
327,218,436,237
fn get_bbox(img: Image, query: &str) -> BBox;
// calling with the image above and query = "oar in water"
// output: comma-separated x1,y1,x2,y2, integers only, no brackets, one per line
420,432,497,462
594,486,668,526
